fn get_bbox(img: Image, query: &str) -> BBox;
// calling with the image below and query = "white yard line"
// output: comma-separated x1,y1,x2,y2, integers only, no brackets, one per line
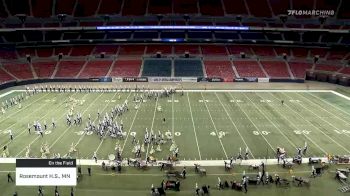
200,92,228,159
283,92,350,141
14,93,85,157
331,91,350,101
1,93,72,147
273,92,350,154
0,93,50,124
186,92,202,159
308,92,350,117
145,98,159,159
298,93,350,128
214,92,255,159
291,93,350,139
0,90,15,98
120,102,141,155
94,92,132,154
243,93,297,148
227,92,275,153
255,93,328,155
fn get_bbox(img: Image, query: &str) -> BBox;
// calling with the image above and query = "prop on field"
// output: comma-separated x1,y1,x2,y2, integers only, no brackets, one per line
292,176,310,187
40,142,50,158
25,145,31,158
194,164,207,176
335,168,350,183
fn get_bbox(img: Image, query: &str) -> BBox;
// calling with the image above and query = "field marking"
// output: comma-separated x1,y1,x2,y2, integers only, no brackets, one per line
0,93,72,147
284,92,350,140
145,97,159,159
186,92,202,159
243,93,297,149
300,93,350,127
14,92,85,157
308,93,350,117
331,91,350,101
227,92,275,153
274,93,350,154
120,100,142,155
292,93,350,139
0,93,50,124
255,93,328,155
94,92,132,154
0,90,15,98
214,92,255,159
200,92,228,159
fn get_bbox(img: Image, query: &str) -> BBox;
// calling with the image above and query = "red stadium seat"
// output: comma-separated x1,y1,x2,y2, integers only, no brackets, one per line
204,60,234,81
70,46,94,56
109,60,141,77
3,63,34,80
314,64,342,72
79,60,112,78
55,61,85,78
174,45,201,55
201,45,227,56
233,60,266,78
0,69,15,83
260,61,290,78
32,62,56,78
119,45,145,56
289,62,313,78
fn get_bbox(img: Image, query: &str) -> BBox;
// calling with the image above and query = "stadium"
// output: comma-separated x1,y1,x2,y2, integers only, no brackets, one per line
0,0,349,195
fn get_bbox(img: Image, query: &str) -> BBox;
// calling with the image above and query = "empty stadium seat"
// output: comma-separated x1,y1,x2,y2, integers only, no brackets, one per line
142,58,171,77
109,60,141,76
93,45,119,55
32,62,56,78
289,62,313,78
204,60,234,81
55,61,85,78
174,45,201,55
119,45,145,56
315,64,342,72
0,69,15,83
70,46,94,56
32,0,53,17
37,48,54,57
174,59,203,77
201,45,227,56
146,45,172,55
3,63,34,80
79,60,112,78
252,46,276,56
260,61,290,78
233,60,266,78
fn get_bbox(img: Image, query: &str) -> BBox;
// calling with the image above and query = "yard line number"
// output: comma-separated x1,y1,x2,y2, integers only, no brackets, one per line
293,130,311,135
253,131,270,135
333,129,350,134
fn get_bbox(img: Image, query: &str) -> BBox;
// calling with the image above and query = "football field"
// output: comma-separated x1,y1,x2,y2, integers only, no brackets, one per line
1,89,350,162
